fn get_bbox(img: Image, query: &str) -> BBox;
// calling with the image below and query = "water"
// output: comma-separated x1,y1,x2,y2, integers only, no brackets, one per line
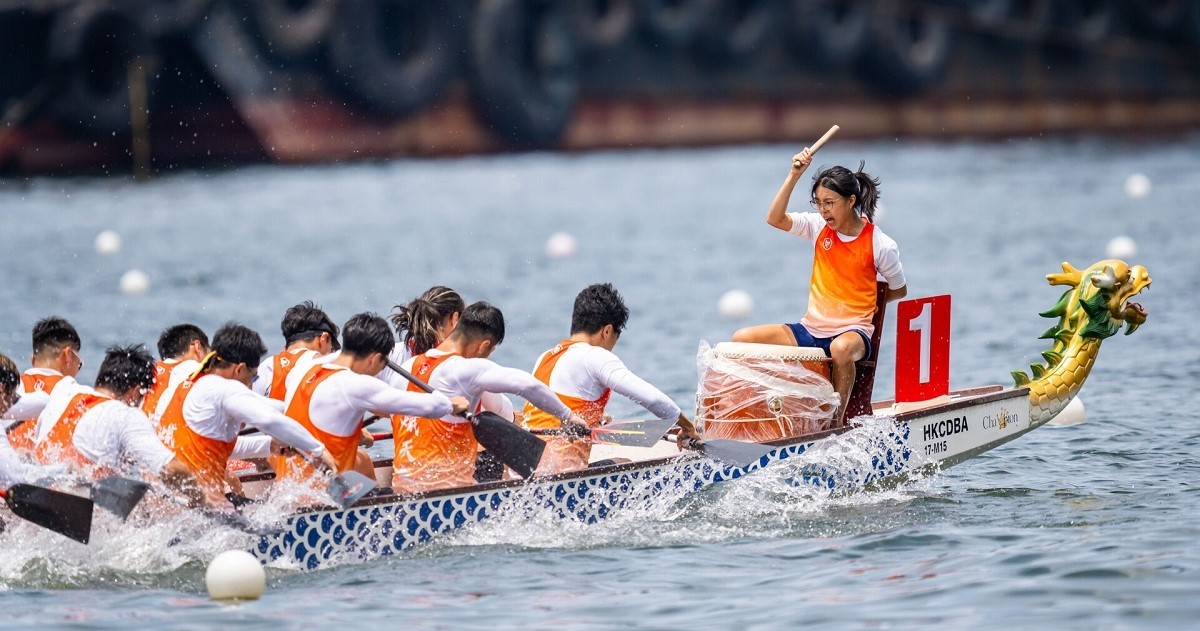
1,136,1197,628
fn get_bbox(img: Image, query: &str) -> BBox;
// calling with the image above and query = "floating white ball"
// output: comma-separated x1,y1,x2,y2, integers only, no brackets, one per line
1106,235,1138,259
718,289,754,320
206,550,266,601
1124,173,1151,199
94,230,122,255
545,232,577,259
873,202,887,223
1047,396,1086,427
119,269,150,296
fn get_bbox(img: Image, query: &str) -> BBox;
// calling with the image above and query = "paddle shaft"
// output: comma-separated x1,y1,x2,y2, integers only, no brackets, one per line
793,124,840,168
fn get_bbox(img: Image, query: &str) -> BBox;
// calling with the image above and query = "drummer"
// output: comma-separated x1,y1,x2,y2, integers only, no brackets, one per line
732,151,907,425
523,283,700,474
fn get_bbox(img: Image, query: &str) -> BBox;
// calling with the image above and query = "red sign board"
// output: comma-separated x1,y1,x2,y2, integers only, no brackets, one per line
895,295,951,403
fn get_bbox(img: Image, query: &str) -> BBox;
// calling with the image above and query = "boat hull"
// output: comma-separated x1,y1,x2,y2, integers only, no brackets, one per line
251,386,1031,569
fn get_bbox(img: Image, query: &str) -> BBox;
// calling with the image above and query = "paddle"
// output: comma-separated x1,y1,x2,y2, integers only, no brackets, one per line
530,417,677,449
793,124,840,168
90,476,151,520
667,434,776,469
385,358,546,479
0,484,93,543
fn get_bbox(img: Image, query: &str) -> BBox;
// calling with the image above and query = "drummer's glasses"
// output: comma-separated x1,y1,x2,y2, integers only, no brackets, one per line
810,196,844,211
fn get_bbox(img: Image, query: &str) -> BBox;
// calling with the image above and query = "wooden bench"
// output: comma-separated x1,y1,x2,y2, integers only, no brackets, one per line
842,281,888,420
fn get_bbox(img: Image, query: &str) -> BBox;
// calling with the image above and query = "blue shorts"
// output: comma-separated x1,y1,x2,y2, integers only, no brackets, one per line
785,323,872,360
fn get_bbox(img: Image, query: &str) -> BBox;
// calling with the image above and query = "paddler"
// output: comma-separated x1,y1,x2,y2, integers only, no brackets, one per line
273,312,468,485
254,301,341,401
157,322,338,507
524,283,701,474
388,301,590,493
143,324,210,440
384,285,464,373
31,345,203,504
732,151,907,424
6,317,86,454
0,352,67,486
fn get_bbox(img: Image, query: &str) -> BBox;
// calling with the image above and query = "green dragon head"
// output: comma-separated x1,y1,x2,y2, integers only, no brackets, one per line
1012,260,1151,386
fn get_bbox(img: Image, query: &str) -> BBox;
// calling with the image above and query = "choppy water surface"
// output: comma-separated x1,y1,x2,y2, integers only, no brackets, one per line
1,136,1197,629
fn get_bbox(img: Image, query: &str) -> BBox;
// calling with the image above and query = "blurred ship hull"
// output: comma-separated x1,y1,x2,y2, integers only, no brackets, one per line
2,0,1199,175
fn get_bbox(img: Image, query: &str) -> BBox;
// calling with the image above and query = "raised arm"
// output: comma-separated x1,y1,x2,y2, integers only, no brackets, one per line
766,149,814,232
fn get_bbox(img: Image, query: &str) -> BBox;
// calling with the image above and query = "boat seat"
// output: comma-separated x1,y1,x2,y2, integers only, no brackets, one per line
843,281,889,420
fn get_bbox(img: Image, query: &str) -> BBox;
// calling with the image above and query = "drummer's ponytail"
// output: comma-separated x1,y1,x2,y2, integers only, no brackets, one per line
853,162,881,222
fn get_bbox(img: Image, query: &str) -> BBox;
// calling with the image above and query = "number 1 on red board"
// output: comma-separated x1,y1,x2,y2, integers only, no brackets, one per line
894,295,951,403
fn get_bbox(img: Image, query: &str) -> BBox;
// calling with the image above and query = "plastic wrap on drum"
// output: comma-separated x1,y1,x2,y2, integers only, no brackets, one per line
695,341,839,442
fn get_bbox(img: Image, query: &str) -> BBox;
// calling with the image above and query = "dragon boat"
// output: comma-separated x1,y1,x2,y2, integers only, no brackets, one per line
243,260,1150,570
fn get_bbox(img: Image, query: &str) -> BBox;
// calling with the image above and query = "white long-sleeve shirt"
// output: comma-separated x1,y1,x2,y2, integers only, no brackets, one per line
182,376,325,455
284,364,453,437
150,359,200,422
73,400,175,474
393,350,572,424
536,342,682,421
33,380,93,443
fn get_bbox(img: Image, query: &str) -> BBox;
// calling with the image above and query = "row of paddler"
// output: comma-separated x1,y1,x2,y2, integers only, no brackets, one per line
0,283,705,533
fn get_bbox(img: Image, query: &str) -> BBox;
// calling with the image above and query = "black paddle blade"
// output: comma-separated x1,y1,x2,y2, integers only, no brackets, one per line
327,471,376,509
696,439,776,468
4,484,93,544
90,476,150,520
470,411,545,479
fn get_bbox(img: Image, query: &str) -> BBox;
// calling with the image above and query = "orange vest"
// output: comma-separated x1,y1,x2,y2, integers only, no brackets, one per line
8,371,66,453
805,222,878,335
166,374,237,502
141,359,180,416
390,352,477,492
33,392,110,467
155,368,203,450
522,341,611,429
267,348,310,401
523,341,612,473
274,364,361,481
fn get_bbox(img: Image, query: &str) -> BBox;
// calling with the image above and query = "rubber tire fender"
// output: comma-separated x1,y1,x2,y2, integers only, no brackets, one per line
692,0,776,62
786,0,871,67
325,0,465,118
142,0,213,37
244,0,336,62
1054,0,1116,46
638,0,708,47
571,0,637,51
858,2,953,97
47,1,157,138
1123,0,1190,39
470,0,579,147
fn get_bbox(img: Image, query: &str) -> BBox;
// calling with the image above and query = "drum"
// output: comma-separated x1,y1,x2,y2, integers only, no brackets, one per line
697,342,839,442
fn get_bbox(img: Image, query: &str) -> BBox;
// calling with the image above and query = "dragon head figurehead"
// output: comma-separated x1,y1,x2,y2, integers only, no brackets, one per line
1013,260,1151,424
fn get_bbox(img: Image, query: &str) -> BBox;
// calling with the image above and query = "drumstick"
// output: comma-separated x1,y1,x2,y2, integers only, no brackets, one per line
793,125,840,168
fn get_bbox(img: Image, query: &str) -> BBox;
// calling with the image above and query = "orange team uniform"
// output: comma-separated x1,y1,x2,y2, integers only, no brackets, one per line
8,371,67,453
273,364,362,482
32,391,111,469
522,341,611,472
141,358,180,417
390,353,477,493
157,373,235,503
804,222,879,337
266,349,312,401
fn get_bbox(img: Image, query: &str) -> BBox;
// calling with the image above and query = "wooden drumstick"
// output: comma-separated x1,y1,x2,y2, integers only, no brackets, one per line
793,125,840,168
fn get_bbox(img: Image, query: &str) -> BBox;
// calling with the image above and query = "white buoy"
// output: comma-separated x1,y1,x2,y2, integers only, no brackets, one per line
1124,173,1151,199
94,230,122,255
206,550,266,601
1047,396,1086,427
119,269,150,296
545,232,577,259
873,202,887,223
1106,235,1138,259
718,289,754,320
